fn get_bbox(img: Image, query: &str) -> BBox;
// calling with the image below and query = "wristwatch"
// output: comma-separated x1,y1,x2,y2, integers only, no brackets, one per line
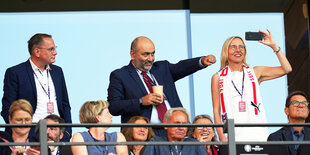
139,98,143,105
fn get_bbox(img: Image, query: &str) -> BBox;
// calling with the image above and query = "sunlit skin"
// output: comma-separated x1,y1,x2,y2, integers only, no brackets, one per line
227,38,246,69
130,37,155,72
192,118,215,142
9,110,32,137
285,95,310,123
132,119,149,141
96,108,113,125
31,37,57,72
165,111,188,142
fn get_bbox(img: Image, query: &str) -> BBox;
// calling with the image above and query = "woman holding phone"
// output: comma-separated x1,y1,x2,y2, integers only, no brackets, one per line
211,29,292,141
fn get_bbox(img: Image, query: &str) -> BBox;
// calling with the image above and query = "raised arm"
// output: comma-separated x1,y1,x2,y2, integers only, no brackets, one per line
254,29,292,83
211,73,227,142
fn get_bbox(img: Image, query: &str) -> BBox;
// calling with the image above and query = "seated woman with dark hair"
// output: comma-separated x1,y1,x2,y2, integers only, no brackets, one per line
0,99,40,155
188,114,219,155
71,100,128,155
121,116,155,155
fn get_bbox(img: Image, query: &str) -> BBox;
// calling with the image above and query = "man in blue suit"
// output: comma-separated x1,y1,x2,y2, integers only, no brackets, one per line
107,36,216,136
1,33,72,141
268,91,310,155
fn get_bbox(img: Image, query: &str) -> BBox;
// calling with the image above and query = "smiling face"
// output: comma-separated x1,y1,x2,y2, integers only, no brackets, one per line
132,119,149,141
130,37,155,72
227,38,246,65
285,95,310,123
165,111,188,142
9,110,32,136
192,118,215,142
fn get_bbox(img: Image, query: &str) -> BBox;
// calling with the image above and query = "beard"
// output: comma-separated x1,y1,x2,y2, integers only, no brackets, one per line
141,60,154,71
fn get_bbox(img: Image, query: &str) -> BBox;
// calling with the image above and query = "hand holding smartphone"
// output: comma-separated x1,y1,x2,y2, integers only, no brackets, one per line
245,32,263,41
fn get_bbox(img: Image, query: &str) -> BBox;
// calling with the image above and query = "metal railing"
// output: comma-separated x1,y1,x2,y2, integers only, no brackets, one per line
1,119,310,155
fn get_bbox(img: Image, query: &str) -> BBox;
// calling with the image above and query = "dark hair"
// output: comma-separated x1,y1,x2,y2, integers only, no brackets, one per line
44,114,65,133
285,91,310,108
28,33,52,55
121,116,155,151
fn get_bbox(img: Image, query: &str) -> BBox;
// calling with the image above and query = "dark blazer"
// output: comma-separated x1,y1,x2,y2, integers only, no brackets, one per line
267,126,310,155
1,60,72,141
107,57,204,123
0,131,40,155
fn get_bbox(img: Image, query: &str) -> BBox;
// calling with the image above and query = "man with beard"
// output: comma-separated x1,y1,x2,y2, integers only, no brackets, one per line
108,36,216,136
141,108,207,155
45,114,72,155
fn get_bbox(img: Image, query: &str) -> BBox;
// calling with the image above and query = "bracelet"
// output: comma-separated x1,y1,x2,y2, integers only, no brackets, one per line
274,46,281,53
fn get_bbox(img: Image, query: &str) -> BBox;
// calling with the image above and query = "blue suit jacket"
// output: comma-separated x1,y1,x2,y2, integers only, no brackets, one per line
267,126,310,155
1,60,72,141
107,57,204,123
141,136,208,155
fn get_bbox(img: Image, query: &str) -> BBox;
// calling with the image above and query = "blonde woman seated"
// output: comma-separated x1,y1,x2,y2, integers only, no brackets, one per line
188,115,219,155
71,100,128,155
121,116,155,155
0,99,40,155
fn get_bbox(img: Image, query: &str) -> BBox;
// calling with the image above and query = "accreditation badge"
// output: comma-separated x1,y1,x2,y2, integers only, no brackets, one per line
47,102,54,114
239,101,246,112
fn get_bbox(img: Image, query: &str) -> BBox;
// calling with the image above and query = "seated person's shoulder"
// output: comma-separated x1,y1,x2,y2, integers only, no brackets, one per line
0,131,12,142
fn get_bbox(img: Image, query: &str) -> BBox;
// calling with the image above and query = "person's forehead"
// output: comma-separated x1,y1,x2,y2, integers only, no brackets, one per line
230,38,243,45
169,111,188,122
290,94,307,101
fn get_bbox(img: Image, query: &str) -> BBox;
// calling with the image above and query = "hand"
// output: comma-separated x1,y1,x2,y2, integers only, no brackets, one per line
141,93,162,106
258,29,278,51
26,147,41,155
12,147,25,155
202,55,216,66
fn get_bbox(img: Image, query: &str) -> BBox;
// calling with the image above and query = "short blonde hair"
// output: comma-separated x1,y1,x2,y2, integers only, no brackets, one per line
79,100,109,123
9,99,33,118
220,36,247,70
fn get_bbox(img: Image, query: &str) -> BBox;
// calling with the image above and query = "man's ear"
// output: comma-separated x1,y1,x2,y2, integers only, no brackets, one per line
284,107,289,116
130,50,135,61
164,120,168,130
59,132,64,140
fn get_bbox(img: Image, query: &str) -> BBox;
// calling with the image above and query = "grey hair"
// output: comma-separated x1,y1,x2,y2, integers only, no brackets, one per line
187,114,218,142
163,107,190,123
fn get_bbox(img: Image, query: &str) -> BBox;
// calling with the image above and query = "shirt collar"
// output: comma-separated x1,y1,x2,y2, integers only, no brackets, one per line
29,58,50,72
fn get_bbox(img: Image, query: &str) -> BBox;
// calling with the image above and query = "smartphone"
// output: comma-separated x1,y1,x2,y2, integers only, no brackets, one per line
245,32,263,41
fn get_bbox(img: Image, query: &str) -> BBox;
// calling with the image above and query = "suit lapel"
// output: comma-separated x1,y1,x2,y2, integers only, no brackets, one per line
127,62,148,95
25,60,37,100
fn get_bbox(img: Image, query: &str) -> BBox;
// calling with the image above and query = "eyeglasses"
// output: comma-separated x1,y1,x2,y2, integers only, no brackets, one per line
38,46,57,53
196,127,213,131
290,101,309,107
230,44,246,50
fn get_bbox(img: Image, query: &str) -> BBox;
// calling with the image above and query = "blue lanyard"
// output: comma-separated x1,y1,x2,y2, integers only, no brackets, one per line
231,70,245,100
33,69,50,101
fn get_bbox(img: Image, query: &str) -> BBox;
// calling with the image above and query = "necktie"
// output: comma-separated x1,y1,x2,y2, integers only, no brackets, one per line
141,72,167,122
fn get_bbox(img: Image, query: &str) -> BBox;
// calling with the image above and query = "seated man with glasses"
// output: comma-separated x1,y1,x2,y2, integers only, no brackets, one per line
141,107,207,155
268,91,310,155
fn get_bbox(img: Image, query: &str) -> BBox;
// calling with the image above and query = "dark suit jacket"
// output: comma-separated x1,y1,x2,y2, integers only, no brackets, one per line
267,126,310,155
107,57,204,123
1,60,72,141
